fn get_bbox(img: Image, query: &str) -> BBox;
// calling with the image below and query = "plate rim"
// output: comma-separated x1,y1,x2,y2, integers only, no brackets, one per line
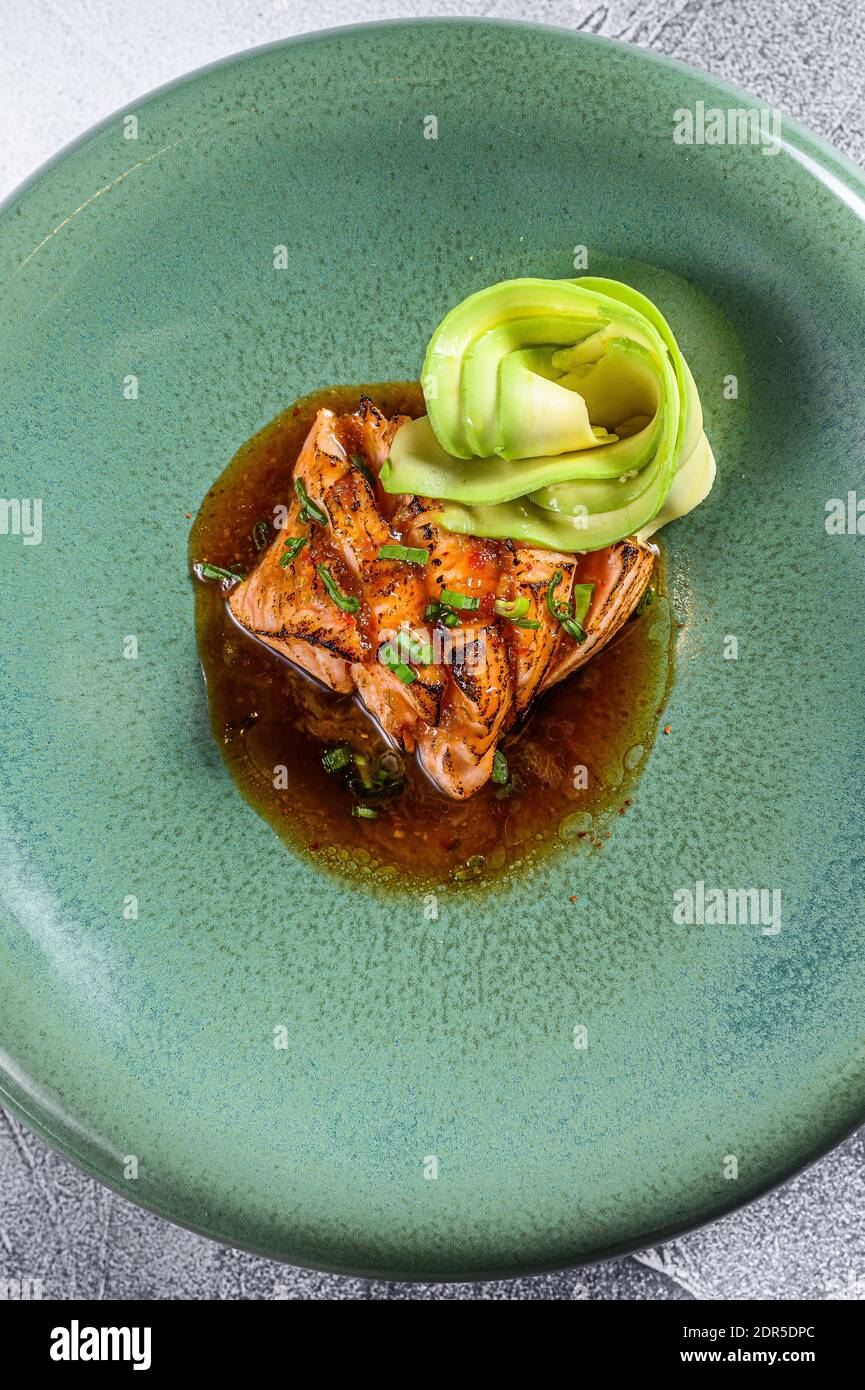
2,17,864,227
3,1066,864,1283
2,16,865,1282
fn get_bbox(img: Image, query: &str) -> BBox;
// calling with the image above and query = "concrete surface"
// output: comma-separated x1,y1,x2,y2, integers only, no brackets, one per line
2,0,864,1300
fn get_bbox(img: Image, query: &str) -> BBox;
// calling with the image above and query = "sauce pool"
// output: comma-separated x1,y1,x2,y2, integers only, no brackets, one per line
190,383,675,892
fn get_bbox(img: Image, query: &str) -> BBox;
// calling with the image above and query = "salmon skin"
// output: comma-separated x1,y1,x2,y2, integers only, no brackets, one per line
228,397,655,799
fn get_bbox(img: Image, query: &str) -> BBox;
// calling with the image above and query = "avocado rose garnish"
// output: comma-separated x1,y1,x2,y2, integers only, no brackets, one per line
380,276,715,551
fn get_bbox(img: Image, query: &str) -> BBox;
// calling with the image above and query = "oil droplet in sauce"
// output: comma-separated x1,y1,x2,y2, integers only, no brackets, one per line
189,383,675,894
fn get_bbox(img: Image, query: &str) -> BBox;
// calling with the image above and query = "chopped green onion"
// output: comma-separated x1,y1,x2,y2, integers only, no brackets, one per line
546,570,566,620
492,749,509,784
317,563,360,613
547,570,593,645
377,544,429,565
379,644,417,684
350,752,376,791
322,743,406,802
453,854,485,883
389,661,417,685
322,744,353,773
571,583,595,627
198,562,244,584
509,617,542,630
295,477,328,526
494,596,531,620
252,519,270,551
349,748,406,799
350,453,377,490
279,535,307,567
352,805,378,819
379,635,424,682
635,585,656,617
378,751,405,782
396,630,433,666
560,617,587,642
441,588,480,611
424,599,461,626
494,770,524,801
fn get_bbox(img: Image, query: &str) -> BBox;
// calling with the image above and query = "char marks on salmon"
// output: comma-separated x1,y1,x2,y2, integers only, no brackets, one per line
228,399,655,798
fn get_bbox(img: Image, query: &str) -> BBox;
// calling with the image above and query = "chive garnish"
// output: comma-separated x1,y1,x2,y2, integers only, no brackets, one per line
494,596,531,620
378,751,405,781
279,535,307,567
440,588,480,611
494,770,524,801
349,749,406,798
322,743,406,802
546,570,566,621
198,562,244,584
350,453,377,490
377,544,429,565
546,571,594,644
492,749,509,784
390,661,417,685
295,477,328,526
322,744,353,773
379,633,428,680
379,645,418,684
396,631,433,665
352,805,378,819
453,854,486,883
425,598,466,626
351,752,376,791
316,563,360,613
561,617,587,642
635,584,656,617
571,583,595,628
252,519,270,551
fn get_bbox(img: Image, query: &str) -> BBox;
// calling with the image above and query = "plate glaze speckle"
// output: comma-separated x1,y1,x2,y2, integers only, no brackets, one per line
1,21,865,1279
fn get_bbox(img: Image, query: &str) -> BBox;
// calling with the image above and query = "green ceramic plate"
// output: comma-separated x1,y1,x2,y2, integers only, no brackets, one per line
2,20,865,1280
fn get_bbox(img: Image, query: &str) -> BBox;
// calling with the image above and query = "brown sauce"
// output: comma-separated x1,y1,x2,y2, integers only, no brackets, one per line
190,383,675,893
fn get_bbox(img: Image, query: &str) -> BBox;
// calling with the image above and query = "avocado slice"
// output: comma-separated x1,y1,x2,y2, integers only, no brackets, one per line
383,412,660,505
496,349,607,460
406,275,712,551
460,314,600,456
422,279,608,458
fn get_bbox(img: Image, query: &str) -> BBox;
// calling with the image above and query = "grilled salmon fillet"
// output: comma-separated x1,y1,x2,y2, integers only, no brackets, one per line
228,398,654,799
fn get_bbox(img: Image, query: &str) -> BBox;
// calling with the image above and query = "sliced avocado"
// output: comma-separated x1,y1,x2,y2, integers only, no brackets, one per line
554,337,660,430
382,413,661,506
576,277,692,463
528,417,663,516
460,314,600,456
637,433,716,543
422,279,608,458
434,463,669,552
496,349,602,460
411,274,712,551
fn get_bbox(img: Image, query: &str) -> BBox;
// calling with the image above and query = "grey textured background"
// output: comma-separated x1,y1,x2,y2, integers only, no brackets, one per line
2,0,865,1301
